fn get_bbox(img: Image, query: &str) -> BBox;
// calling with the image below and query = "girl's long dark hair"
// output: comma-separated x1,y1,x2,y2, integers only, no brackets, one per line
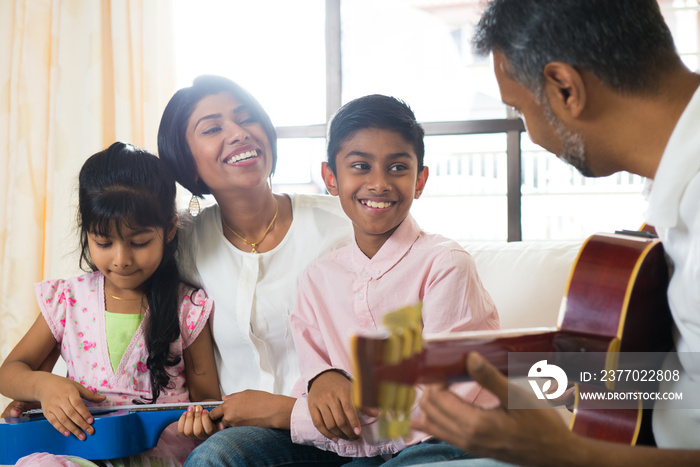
78,142,190,403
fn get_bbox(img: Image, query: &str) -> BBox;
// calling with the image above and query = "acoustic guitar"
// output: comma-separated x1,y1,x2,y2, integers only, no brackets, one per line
0,401,221,464
351,231,674,444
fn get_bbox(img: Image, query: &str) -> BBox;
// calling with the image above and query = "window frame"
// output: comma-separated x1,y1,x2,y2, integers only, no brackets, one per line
276,0,527,241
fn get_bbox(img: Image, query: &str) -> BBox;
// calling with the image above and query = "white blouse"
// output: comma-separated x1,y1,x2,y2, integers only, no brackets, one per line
178,193,352,396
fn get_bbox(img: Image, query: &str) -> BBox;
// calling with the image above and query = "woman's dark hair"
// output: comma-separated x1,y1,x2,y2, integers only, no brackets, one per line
157,75,278,197
78,141,187,403
326,94,425,174
472,0,679,98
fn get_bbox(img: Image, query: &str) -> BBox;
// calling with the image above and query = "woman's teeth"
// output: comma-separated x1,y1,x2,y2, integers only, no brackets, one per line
226,150,257,164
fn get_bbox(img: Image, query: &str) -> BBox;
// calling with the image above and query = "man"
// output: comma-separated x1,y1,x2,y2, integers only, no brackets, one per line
411,0,700,465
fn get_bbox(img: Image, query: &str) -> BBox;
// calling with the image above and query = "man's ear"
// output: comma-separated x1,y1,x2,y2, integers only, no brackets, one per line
415,166,429,199
321,162,339,196
542,62,586,119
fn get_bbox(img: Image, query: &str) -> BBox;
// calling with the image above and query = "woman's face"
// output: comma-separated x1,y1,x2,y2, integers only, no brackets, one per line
185,92,273,195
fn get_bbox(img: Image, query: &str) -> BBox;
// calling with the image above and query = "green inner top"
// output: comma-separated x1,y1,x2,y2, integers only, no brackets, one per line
104,310,144,373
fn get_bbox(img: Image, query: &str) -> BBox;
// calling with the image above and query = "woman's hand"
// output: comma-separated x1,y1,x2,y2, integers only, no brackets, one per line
38,375,106,440
178,404,222,439
207,390,296,430
307,370,361,441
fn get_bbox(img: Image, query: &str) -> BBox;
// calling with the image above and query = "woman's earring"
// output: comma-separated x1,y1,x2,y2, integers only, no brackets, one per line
188,195,201,217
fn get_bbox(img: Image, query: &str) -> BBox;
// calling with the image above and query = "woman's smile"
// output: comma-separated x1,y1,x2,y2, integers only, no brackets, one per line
224,148,259,165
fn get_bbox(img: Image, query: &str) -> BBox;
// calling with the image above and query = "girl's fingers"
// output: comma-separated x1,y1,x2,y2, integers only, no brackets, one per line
178,405,196,437
199,410,218,438
191,406,206,439
178,406,220,439
70,405,95,436
177,410,188,434
66,395,95,436
45,410,86,441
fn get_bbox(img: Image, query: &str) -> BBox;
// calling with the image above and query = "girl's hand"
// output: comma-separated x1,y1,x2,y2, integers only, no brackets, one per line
178,405,222,439
39,376,106,440
307,370,361,441
207,390,296,430
1,400,40,418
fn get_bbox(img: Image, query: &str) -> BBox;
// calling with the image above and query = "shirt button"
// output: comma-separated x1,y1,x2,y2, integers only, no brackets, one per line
374,269,381,275
357,292,364,300
362,271,368,277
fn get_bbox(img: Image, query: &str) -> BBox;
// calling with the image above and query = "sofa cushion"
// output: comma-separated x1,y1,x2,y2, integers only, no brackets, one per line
465,241,583,330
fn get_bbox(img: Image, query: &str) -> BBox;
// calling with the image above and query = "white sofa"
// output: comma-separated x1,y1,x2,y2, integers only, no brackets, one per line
465,240,583,330
464,240,583,426
48,240,584,377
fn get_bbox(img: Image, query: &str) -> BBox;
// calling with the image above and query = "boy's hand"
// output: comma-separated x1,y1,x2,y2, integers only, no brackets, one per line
307,370,361,441
38,377,106,440
178,405,221,439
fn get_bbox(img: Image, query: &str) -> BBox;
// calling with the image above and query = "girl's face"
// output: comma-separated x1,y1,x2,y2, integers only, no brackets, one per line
185,92,273,196
87,220,174,298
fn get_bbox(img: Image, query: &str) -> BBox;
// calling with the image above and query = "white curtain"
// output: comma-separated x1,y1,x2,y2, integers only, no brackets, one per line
0,0,176,411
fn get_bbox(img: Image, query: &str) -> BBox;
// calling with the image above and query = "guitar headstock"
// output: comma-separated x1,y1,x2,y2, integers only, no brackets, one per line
351,303,423,439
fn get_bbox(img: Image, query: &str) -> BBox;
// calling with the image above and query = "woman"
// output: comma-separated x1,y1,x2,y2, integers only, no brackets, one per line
157,75,352,465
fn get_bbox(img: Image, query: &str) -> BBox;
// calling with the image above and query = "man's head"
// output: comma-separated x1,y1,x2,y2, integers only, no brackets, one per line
473,0,677,99
473,0,682,177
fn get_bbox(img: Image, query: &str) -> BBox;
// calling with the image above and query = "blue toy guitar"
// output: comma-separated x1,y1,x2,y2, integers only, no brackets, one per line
0,401,222,464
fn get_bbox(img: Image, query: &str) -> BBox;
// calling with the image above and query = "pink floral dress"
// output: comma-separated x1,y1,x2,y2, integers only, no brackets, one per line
19,271,214,465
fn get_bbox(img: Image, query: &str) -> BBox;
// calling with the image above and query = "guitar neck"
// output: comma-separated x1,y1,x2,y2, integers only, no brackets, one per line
353,327,616,408
23,400,222,417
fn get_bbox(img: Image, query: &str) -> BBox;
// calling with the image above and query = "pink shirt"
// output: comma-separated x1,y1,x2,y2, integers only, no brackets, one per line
290,215,499,457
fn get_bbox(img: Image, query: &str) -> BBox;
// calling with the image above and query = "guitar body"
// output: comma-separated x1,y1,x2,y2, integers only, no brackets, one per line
0,402,220,464
562,233,672,445
560,231,672,354
352,232,673,445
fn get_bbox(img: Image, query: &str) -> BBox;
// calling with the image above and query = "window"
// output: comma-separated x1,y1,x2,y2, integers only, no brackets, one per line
173,0,700,242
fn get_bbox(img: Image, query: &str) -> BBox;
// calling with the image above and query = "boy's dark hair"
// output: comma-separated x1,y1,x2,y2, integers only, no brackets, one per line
326,94,425,174
158,75,278,197
78,141,190,403
472,0,679,99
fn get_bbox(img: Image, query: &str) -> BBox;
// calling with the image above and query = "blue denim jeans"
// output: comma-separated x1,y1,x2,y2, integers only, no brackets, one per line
184,426,477,467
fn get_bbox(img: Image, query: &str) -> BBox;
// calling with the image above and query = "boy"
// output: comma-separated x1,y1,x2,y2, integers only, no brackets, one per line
289,94,500,463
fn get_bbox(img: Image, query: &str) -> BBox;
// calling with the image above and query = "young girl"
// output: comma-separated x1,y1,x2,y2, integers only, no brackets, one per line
0,142,221,466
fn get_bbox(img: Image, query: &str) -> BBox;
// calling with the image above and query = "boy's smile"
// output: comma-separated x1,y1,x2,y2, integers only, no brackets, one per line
323,127,428,258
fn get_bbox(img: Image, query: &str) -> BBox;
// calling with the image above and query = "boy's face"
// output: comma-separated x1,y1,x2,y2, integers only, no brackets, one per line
323,128,428,256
